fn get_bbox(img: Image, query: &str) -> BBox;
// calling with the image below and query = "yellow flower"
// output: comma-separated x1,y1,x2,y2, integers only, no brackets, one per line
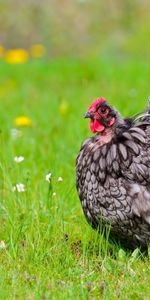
59,99,69,116
0,46,5,58
5,49,29,64
30,44,46,58
14,116,32,127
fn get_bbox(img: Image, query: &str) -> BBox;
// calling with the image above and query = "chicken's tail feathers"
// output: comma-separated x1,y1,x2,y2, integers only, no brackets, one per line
131,97,150,123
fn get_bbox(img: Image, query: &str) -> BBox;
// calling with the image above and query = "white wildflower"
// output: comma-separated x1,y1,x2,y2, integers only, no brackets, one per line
14,156,24,163
0,240,6,249
16,183,26,192
52,192,56,197
58,176,63,182
46,173,52,183
12,183,26,193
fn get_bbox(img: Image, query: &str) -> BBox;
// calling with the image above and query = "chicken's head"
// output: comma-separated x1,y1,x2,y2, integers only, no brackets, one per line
85,97,117,134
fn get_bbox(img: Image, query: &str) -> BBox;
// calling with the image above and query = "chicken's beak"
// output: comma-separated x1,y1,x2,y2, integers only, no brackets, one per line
84,111,93,119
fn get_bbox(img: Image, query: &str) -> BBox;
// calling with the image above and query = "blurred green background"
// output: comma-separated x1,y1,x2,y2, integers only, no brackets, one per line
0,0,150,59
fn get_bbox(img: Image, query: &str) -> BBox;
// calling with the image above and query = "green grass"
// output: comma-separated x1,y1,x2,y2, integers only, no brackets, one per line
0,57,150,299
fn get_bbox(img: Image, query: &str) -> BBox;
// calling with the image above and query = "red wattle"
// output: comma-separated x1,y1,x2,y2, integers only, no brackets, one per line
90,120,96,133
90,120,105,133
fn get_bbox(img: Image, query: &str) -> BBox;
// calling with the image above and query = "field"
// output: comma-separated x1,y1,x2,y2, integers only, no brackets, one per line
0,58,150,299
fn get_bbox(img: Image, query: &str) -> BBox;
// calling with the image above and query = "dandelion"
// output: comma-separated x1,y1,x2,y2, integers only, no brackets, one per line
12,183,26,193
0,240,6,249
0,46,4,58
46,173,52,183
5,48,29,64
30,44,46,58
58,176,63,182
14,156,24,163
11,128,22,138
14,116,32,127
52,192,56,197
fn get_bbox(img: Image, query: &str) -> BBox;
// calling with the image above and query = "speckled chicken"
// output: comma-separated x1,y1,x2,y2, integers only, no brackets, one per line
76,97,150,249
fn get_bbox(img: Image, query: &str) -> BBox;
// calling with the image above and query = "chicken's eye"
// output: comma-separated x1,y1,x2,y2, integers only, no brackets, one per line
100,107,107,114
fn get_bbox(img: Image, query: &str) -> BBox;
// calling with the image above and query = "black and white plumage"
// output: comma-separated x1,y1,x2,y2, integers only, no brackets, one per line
76,97,150,249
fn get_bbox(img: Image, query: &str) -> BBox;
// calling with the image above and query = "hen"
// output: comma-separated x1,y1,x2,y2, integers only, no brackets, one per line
76,97,150,249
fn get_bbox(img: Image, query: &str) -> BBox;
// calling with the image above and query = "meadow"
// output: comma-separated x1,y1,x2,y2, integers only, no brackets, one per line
0,57,150,299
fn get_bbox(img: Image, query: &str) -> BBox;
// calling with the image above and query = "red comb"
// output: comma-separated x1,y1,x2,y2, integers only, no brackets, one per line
88,97,105,111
